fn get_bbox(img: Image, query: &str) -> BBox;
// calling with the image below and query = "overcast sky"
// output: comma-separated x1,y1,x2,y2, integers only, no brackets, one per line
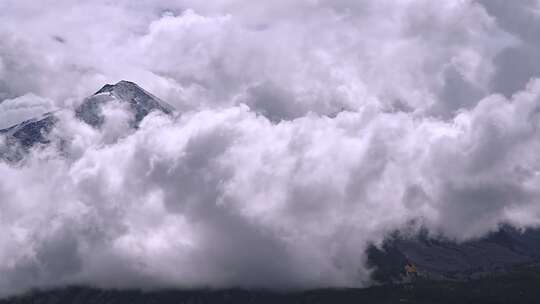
1,0,540,297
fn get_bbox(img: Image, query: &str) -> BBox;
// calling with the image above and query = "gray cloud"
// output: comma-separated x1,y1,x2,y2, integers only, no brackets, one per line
1,0,540,298
477,0,540,96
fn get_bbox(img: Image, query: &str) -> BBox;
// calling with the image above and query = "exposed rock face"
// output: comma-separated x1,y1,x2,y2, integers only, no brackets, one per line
0,113,58,162
75,80,174,128
0,113,57,148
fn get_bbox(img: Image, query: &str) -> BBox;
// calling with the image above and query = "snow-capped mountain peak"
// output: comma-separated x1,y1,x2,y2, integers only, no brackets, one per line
76,80,174,127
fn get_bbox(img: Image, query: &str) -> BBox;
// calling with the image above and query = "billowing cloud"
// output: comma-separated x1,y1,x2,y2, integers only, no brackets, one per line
0,0,512,114
1,0,540,298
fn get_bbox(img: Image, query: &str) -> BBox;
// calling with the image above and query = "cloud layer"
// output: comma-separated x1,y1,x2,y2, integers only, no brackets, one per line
1,0,540,297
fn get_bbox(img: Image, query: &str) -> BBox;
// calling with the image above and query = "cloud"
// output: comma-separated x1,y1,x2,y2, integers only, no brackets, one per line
477,0,540,96
2,79,540,295
0,94,54,129
0,0,510,116
1,0,540,298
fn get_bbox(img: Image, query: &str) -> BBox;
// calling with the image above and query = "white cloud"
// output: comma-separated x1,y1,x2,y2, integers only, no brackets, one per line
1,0,540,297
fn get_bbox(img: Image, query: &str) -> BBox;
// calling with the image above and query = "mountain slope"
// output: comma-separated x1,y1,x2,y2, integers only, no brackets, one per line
3,267,540,304
367,226,540,283
0,113,58,162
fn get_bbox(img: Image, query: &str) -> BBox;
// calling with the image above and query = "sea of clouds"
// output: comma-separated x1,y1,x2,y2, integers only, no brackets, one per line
1,0,540,297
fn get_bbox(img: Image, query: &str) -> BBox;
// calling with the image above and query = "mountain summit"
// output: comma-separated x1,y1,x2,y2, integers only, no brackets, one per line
76,80,174,127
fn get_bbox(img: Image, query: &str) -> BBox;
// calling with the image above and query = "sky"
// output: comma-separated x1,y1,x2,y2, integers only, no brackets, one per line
1,0,540,297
